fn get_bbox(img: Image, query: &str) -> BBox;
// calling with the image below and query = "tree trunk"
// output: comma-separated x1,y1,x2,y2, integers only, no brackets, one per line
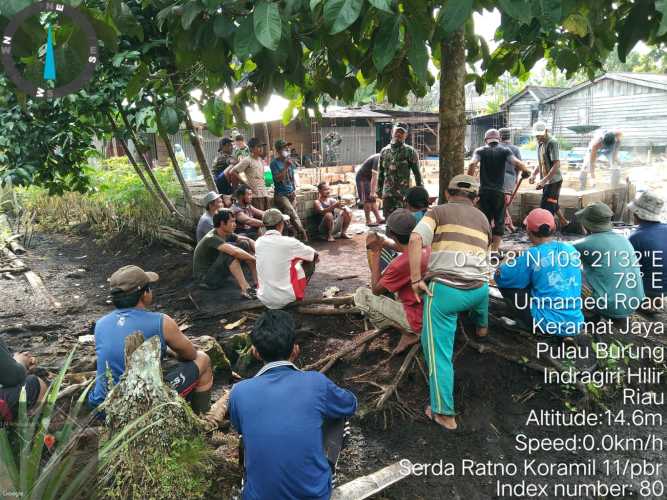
105,111,159,201
161,128,195,218
115,104,184,219
184,110,217,192
438,29,467,204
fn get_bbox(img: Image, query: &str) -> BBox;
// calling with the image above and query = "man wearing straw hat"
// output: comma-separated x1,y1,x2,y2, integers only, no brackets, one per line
628,191,667,302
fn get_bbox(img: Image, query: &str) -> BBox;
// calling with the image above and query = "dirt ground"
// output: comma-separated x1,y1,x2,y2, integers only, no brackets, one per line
1,212,666,499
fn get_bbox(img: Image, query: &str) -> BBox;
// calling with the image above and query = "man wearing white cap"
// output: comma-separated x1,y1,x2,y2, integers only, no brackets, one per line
196,191,223,241
628,191,667,300
530,121,569,228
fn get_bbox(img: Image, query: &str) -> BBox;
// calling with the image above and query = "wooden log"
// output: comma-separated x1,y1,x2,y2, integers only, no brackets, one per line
0,266,28,273
201,389,230,430
296,306,360,316
303,329,384,372
331,460,412,500
8,239,26,255
158,232,194,252
192,336,233,383
25,270,62,310
159,225,195,244
56,380,92,402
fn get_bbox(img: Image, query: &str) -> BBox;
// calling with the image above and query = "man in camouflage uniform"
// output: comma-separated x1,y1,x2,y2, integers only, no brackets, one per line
376,124,423,218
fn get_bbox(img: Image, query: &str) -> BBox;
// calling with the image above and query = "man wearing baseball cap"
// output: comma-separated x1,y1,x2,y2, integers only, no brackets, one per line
228,137,270,211
468,128,530,251
529,122,569,228
89,265,213,413
355,209,431,354
255,208,318,309
376,123,423,218
196,191,223,241
270,138,308,241
573,202,644,320
628,191,667,301
495,209,584,337
212,137,236,196
408,174,491,430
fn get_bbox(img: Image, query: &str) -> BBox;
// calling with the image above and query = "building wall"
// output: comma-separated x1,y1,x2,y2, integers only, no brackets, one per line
546,79,667,149
506,93,539,143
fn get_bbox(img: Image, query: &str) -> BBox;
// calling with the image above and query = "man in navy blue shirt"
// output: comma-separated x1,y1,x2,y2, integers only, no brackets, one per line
270,139,308,241
230,310,357,500
628,191,667,300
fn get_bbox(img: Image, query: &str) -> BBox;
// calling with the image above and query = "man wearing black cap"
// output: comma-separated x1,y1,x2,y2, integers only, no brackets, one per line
355,209,430,354
229,137,270,210
376,124,423,218
271,138,308,241
89,265,213,413
212,137,236,196
468,128,529,251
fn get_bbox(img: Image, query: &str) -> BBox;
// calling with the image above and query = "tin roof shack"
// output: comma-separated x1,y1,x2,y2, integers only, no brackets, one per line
466,111,506,152
543,73,667,152
500,85,567,144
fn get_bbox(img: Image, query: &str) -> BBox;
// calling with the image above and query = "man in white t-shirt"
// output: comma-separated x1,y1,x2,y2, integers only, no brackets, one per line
256,208,319,309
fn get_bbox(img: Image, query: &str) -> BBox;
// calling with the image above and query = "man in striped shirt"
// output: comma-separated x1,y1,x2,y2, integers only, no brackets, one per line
408,174,491,431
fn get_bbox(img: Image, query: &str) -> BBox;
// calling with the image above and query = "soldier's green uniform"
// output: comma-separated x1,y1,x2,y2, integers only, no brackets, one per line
376,142,423,217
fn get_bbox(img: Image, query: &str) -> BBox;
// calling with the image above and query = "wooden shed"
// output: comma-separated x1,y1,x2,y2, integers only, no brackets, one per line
500,85,567,144
543,72,667,151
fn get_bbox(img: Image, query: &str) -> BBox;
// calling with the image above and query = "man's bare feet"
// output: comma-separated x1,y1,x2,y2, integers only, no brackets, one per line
327,235,335,242
340,233,352,239
393,332,419,354
425,406,457,430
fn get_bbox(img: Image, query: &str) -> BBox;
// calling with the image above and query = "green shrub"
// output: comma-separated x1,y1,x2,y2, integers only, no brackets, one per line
523,139,538,150
18,157,182,242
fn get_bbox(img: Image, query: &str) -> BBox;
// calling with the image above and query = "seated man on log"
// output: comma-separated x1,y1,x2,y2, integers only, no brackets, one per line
193,209,258,299
354,209,430,355
0,338,47,422
313,182,352,242
230,310,356,500
573,202,644,321
196,191,223,242
628,191,667,309
409,174,491,431
232,185,265,240
495,209,584,337
88,265,213,413
255,208,318,309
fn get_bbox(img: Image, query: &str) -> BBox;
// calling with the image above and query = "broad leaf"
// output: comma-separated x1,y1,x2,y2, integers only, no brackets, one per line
407,24,428,83
563,14,588,37
372,18,400,71
324,0,364,35
254,1,282,51
159,107,180,135
369,0,392,14
203,97,231,136
181,1,203,30
497,0,532,24
310,0,323,11
126,64,149,100
657,0,667,37
535,0,562,23
438,0,473,34
285,0,304,16
234,16,263,59
214,16,236,39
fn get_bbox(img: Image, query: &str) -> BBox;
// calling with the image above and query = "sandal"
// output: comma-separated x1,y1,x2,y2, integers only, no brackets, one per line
240,288,257,300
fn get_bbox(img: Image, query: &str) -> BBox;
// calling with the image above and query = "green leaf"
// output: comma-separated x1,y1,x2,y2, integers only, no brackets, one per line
126,64,149,100
310,0,323,10
1,0,32,17
372,18,400,71
438,0,473,34
203,97,231,136
234,16,263,59
323,0,364,35
562,13,588,37
159,107,180,135
214,16,236,39
497,0,532,24
657,0,667,37
285,0,304,16
407,24,428,82
181,1,203,30
254,1,282,51
369,0,392,14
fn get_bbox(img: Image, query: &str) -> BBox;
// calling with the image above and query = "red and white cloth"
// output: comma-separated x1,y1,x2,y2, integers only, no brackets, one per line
256,230,316,309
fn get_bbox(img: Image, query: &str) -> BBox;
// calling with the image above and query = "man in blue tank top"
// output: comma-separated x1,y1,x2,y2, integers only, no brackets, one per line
89,265,213,413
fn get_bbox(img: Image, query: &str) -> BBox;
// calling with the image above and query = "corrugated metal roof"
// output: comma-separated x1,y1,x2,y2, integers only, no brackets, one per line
500,85,567,109
543,72,667,103
321,108,392,119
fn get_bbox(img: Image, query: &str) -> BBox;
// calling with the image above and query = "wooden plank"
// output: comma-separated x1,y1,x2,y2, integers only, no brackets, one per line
331,461,412,500
24,270,62,310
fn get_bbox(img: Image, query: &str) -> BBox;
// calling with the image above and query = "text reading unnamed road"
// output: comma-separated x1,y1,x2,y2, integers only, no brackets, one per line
401,248,665,498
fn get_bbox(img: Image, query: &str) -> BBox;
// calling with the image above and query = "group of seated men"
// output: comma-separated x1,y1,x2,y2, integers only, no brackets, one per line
2,175,665,499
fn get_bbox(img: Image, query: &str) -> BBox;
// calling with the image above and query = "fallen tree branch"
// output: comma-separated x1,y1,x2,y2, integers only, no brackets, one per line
200,390,230,431
0,266,28,273
303,329,384,373
296,306,360,316
193,295,356,318
56,380,92,401
375,344,420,409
